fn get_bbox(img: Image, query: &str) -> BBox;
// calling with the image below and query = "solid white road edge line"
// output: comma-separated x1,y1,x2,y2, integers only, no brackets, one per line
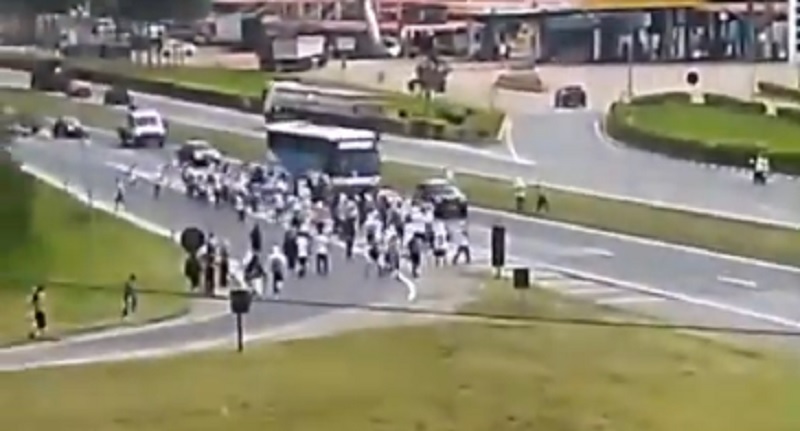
539,261,800,330
471,206,800,275
716,276,759,289
596,296,664,305
562,286,621,296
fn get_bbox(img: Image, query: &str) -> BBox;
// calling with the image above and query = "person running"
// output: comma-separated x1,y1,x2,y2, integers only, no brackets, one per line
314,229,330,276
296,232,310,278
432,223,448,267
268,245,287,295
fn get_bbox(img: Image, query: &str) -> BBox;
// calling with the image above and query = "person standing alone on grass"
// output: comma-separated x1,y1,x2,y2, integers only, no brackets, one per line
121,274,138,320
535,184,549,213
27,285,47,340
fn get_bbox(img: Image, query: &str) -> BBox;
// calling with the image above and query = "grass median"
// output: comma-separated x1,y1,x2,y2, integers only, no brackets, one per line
0,275,797,430
0,148,187,346
4,88,800,267
621,100,800,151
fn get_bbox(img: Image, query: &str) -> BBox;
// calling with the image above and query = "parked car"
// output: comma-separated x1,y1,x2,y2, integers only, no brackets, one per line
65,81,92,99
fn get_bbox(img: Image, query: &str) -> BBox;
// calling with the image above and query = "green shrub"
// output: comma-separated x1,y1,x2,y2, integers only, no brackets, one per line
757,81,800,103
776,107,800,125
606,99,800,175
703,93,766,114
628,92,690,105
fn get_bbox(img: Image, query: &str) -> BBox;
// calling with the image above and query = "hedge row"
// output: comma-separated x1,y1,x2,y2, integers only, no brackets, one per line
605,92,800,175
0,55,496,144
757,81,800,104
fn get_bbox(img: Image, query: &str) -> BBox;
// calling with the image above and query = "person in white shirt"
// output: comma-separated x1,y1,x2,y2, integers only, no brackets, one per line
452,223,471,265
296,233,310,277
234,193,246,222
432,223,448,266
752,152,770,185
268,246,287,295
314,231,330,275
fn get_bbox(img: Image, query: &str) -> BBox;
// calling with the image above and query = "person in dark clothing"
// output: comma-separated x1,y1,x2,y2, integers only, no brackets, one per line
184,253,201,291
535,185,550,213
250,224,262,254
121,274,138,319
218,247,230,290
341,218,356,260
204,255,216,297
408,236,422,278
283,229,298,272
28,285,47,340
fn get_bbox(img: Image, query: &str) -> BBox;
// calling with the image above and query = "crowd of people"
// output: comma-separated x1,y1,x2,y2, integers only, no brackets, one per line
115,156,474,299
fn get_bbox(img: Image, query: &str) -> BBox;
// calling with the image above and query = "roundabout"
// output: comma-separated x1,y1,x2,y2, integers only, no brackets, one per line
606,91,800,175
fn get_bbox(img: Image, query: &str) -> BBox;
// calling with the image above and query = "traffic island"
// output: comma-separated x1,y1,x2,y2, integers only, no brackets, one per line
0,149,188,346
4,89,800,267
605,91,800,175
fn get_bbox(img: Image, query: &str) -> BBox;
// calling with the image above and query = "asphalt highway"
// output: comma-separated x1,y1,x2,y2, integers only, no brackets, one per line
2,69,800,366
3,68,795,226
0,133,407,369
17,131,800,341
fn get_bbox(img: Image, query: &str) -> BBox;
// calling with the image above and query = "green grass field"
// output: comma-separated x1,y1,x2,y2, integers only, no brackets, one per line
0,149,188,345
0,277,798,431
625,102,800,152
5,88,800,267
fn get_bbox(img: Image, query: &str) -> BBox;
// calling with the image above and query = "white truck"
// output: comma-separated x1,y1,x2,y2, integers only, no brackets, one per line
117,108,167,148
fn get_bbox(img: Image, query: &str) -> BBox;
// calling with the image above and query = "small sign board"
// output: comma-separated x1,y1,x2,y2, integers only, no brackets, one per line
179,227,205,255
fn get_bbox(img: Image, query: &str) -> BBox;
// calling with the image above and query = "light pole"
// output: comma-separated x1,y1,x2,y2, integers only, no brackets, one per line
625,31,635,100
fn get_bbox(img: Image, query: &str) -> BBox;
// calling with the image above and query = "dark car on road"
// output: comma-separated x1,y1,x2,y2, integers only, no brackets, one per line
52,116,87,139
554,85,587,109
413,178,468,219
176,139,222,167
104,85,132,106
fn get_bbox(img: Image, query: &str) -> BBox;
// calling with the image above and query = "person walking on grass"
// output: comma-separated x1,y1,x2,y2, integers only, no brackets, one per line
27,285,47,340
121,274,138,320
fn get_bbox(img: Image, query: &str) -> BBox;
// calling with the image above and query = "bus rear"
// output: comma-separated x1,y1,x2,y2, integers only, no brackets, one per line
265,121,381,191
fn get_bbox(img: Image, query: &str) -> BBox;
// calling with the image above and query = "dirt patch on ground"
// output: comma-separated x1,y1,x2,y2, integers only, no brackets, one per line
494,71,546,93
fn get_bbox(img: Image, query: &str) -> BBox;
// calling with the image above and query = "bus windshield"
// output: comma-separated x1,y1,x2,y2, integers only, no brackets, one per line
331,149,380,177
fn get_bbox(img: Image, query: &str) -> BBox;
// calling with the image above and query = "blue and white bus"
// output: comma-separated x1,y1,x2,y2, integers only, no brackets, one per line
265,120,381,190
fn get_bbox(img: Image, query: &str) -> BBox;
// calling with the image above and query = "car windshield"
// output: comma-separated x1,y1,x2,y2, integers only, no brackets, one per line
424,182,458,196
133,116,159,127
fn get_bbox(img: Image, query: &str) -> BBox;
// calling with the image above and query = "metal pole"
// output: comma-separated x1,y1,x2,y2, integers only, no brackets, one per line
236,314,244,352
626,31,634,99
